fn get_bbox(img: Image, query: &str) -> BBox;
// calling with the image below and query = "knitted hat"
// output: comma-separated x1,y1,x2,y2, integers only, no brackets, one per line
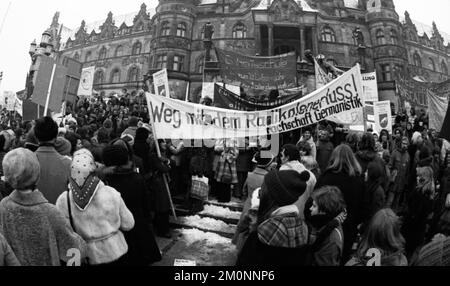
54,137,72,156
102,144,129,167
3,148,40,190
415,236,450,266
263,170,310,206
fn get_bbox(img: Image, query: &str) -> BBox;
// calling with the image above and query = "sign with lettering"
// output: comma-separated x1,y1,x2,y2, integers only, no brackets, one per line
374,100,393,134
216,48,297,91
362,72,378,103
153,69,170,98
146,65,364,140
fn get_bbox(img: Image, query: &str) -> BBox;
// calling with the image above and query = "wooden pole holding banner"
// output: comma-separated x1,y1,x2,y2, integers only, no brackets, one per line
146,93,177,220
44,63,57,116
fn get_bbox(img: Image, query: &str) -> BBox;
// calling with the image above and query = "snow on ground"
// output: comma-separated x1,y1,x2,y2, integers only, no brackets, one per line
180,215,236,234
199,204,241,220
208,198,243,208
180,228,231,246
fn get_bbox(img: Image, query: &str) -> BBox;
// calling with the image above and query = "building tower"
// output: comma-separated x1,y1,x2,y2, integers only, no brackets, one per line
149,0,198,100
365,0,407,112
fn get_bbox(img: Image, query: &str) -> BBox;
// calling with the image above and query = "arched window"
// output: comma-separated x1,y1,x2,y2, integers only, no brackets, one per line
390,29,398,45
429,58,436,71
128,66,140,82
413,52,422,67
94,70,104,85
232,23,247,39
110,69,121,83
115,45,123,57
132,42,142,55
442,61,448,75
85,51,92,62
98,47,107,60
176,23,187,37
161,21,171,36
73,53,80,61
376,29,386,45
321,26,336,42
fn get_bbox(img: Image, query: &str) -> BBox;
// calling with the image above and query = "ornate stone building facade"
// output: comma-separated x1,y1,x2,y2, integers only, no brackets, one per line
41,0,449,112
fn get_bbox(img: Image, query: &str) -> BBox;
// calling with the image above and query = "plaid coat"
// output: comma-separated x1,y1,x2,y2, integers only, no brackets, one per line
214,147,239,184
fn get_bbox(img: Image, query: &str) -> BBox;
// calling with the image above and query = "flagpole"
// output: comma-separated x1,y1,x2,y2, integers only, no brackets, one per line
44,63,57,116
146,93,177,220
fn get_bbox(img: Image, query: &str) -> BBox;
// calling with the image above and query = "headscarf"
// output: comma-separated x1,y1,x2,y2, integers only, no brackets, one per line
69,149,100,211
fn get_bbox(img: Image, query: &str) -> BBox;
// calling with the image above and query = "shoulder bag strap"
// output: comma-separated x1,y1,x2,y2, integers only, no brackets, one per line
66,191,76,232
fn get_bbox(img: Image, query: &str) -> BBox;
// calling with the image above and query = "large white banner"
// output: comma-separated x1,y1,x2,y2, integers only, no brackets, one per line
153,69,170,98
77,66,95,97
147,65,364,139
374,100,393,134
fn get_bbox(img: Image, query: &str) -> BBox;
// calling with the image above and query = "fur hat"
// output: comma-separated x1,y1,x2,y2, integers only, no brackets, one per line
54,137,72,156
263,170,310,206
3,148,40,190
102,144,129,167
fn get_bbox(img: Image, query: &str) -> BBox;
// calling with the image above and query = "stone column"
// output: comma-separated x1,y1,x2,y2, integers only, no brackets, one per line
299,26,305,60
254,24,262,55
268,24,274,56
312,26,318,55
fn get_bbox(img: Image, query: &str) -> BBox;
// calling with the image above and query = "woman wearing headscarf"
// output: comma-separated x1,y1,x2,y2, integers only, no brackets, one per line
56,149,135,266
0,148,86,266
401,166,435,258
102,144,162,265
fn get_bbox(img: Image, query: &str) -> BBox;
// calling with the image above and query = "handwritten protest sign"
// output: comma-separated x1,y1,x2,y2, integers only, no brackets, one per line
146,65,364,140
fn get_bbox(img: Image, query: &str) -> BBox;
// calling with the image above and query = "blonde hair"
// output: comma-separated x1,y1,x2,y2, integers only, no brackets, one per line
326,144,362,177
3,148,40,190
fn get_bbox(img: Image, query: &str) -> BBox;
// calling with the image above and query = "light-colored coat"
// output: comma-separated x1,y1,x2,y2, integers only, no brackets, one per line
56,181,135,265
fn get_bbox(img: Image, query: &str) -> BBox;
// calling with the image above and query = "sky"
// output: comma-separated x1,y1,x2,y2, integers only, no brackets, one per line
0,0,449,95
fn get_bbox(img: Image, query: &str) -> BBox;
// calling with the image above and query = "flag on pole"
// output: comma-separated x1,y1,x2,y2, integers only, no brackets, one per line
77,66,95,97
428,89,449,132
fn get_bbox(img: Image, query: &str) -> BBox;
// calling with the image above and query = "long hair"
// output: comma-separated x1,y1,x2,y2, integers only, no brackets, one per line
326,144,362,177
356,208,405,260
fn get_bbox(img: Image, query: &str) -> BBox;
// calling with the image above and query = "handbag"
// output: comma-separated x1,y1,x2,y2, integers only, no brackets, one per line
190,175,209,200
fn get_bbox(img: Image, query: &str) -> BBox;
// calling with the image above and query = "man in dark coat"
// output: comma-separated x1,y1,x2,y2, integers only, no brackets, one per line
316,129,334,174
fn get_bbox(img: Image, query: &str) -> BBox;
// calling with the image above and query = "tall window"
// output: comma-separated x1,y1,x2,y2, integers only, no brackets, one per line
429,58,436,71
232,23,247,38
73,53,80,61
376,29,386,45
381,64,392,81
173,55,184,72
197,57,204,74
390,29,398,45
176,23,186,37
94,70,104,85
156,54,168,69
132,42,142,55
161,22,171,36
98,47,107,60
413,52,422,67
128,66,140,82
85,51,92,62
321,26,336,42
111,69,121,83
115,45,124,57
442,61,448,75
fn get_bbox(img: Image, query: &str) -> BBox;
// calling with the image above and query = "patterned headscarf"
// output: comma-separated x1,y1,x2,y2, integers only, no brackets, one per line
69,148,100,210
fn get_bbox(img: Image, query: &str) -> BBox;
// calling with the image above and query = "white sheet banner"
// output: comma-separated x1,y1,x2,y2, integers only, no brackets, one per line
146,65,364,139
77,66,95,97
374,100,393,134
153,69,170,98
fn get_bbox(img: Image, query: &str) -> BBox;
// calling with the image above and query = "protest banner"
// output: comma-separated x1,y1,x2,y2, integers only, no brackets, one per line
201,82,215,100
77,66,95,97
146,64,364,140
1,91,16,111
428,89,449,131
216,48,297,91
374,100,393,134
153,69,170,98
362,72,378,103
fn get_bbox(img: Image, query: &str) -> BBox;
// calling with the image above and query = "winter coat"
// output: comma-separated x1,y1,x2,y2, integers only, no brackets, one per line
56,181,134,265
214,146,239,184
236,148,255,173
242,167,267,199
35,146,72,204
311,225,343,266
149,152,172,213
104,166,162,265
297,136,317,161
0,232,20,266
316,139,334,173
389,149,411,194
1,190,86,266
315,170,366,262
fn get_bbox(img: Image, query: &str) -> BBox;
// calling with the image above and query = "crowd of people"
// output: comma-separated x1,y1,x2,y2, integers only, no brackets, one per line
0,87,449,266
